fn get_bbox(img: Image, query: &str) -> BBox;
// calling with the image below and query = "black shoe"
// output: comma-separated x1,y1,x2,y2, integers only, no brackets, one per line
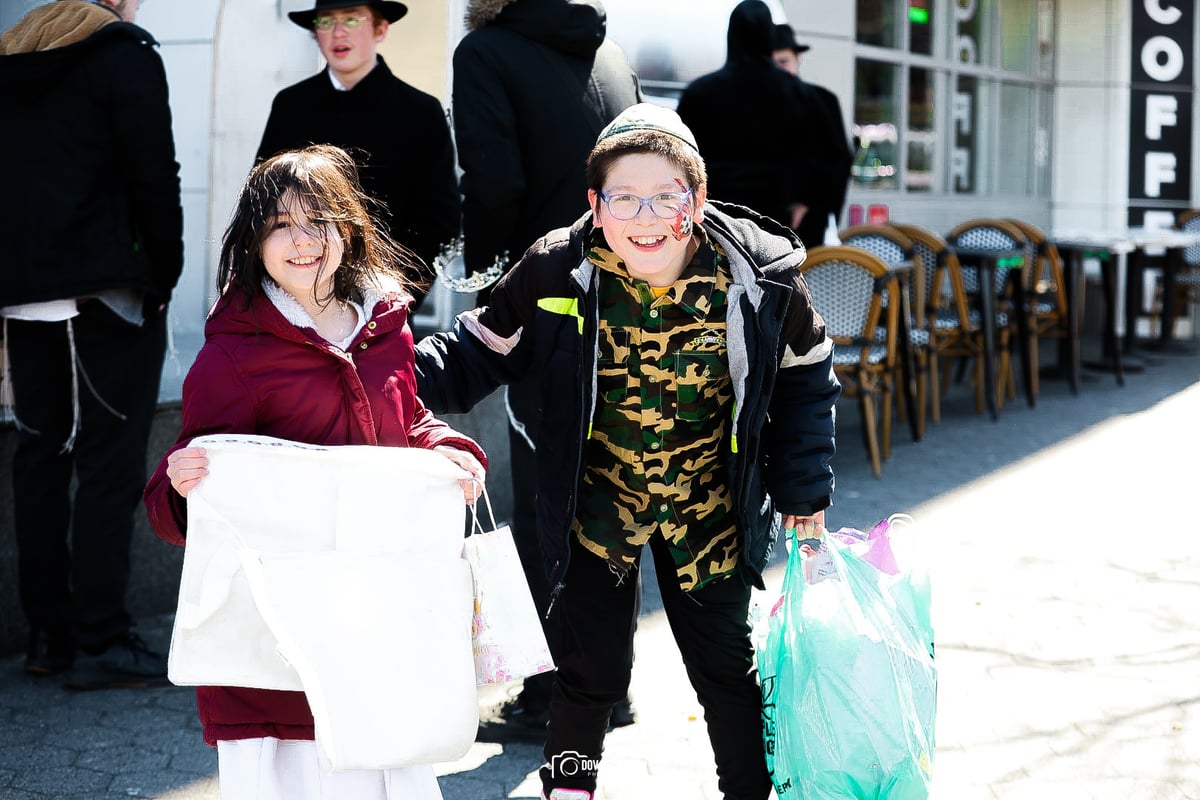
608,696,637,730
499,696,551,730
24,628,75,676
63,633,168,690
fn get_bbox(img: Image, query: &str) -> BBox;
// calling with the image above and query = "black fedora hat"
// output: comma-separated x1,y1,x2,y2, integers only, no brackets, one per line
288,0,408,30
771,23,811,54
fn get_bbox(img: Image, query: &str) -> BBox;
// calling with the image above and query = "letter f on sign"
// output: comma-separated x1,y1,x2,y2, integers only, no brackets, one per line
1145,95,1178,139
1144,152,1177,197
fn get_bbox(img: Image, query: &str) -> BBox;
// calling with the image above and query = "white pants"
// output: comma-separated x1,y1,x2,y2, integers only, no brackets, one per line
217,738,443,800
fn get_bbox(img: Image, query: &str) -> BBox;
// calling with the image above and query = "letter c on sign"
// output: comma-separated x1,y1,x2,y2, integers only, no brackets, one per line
1144,0,1183,26
1141,35,1184,82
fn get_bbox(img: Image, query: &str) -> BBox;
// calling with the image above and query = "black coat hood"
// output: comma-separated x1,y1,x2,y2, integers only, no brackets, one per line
724,0,775,71
465,0,606,57
0,22,156,102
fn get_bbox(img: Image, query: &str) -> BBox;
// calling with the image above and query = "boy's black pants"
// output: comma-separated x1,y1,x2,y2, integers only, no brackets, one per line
7,303,167,652
540,533,772,800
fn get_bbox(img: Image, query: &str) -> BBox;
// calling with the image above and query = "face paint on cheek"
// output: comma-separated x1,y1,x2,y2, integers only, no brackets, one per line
670,211,692,240
669,178,693,240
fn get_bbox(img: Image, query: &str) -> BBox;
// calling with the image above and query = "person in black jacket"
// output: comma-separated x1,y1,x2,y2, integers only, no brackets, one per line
771,23,853,248
0,0,183,688
257,0,460,310
415,103,839,800
676,0,819,241
448,0,642,730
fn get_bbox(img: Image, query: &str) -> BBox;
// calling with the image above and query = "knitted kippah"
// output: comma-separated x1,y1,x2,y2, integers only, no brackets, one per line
595,103,700,152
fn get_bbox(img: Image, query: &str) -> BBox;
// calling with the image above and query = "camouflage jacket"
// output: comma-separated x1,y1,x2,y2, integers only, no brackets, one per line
415,201,839,601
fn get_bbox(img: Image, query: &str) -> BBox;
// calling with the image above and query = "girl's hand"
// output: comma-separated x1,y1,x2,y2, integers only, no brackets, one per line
783,509,825,539
434,445,486,504
166,446,209,498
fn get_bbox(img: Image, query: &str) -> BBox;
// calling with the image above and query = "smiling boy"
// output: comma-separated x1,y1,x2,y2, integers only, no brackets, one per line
256,0,460,309
415,103,839,800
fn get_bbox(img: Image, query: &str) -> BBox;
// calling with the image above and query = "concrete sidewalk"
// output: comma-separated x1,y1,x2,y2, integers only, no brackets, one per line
1,349,1198,799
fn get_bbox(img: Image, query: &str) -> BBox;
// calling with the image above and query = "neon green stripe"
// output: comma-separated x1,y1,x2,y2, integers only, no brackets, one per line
730,401,738,453
537,297,583,334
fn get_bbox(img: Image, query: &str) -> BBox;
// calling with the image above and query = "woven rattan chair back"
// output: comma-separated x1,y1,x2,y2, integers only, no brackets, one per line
800,245,898,476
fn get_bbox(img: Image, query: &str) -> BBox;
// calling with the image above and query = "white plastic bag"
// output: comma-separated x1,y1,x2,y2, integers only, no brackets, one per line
169,434,478,769
462,490,555,685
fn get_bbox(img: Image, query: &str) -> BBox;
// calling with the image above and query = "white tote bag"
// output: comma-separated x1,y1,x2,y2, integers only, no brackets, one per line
462,490,555,685
168,434,478,769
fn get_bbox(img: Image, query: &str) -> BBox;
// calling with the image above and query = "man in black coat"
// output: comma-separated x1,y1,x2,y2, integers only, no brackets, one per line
0,0,183,688
257,0,460,309
448,0,641,729
771,23,853,248
676,0,818,242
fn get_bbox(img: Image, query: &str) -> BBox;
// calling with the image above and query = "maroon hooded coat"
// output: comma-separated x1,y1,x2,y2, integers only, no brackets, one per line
145,284,486,745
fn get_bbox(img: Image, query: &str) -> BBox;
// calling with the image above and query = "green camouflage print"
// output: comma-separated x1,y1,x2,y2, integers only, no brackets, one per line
574,228,738,591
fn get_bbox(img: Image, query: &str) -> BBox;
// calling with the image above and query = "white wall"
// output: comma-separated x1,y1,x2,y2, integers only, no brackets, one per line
1051,0,1132,233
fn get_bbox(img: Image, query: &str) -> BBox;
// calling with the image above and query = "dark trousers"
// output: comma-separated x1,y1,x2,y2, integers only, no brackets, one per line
7,303,167,652
508,380,641,713
540,534,771,800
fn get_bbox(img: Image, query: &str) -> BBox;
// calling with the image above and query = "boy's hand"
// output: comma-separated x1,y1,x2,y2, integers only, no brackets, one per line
434,445,486,504
166,447,209,498
783,509,825,539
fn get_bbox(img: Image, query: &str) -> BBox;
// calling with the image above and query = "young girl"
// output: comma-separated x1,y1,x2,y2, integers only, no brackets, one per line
143,144,485,800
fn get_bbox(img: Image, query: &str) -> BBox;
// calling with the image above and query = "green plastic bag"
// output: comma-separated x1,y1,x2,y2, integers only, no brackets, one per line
757,516,936,798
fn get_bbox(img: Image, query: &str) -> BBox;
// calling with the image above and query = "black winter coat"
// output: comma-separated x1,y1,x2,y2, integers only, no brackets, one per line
452,0,641,292
791,81,853,249
415,202,839,599
676,0,818,232
256,58,461,303
0,21,183,307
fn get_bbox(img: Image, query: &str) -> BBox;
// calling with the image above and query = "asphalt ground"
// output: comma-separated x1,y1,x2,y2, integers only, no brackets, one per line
1,342,1198,799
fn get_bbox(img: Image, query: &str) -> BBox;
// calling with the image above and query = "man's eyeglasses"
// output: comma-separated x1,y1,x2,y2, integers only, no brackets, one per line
312,14,367,31
598,190,693,221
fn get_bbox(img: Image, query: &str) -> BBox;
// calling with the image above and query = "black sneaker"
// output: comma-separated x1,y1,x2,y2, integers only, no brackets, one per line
499,696,551,730
24,628,75,676
63,633,168,690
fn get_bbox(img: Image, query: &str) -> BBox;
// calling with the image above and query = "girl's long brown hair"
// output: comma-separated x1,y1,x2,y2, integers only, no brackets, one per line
217,144,418,308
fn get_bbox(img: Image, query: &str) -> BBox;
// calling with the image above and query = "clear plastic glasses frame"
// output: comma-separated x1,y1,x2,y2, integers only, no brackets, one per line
598,190,693,220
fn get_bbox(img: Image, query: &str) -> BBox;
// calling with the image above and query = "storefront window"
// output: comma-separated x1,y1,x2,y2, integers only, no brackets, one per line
909,0,933,55
852,0,1050,200
951,74,982,194
852,59,899,190
906,67,936,192
857,0,899,48
997,82,1036,195
953,0,988,65
1037,0,1055,78
1036,88,1053,196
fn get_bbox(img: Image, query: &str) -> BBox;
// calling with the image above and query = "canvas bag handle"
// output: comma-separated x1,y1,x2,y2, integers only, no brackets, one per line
467,479,499,536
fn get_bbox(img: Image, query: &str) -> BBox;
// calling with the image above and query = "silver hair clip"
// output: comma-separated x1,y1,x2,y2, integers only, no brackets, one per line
431,237,507,293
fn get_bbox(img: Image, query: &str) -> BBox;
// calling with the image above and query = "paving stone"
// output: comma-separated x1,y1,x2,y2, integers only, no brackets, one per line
11,765,109,794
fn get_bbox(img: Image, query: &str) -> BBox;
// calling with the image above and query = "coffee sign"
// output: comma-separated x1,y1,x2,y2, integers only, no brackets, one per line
1128,0,1194,227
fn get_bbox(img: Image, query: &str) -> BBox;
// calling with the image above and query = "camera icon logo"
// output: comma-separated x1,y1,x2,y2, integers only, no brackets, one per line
549,750,599,779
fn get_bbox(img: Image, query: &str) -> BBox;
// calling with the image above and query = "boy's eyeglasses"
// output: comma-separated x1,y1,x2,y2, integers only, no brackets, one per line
312,14,367,31
598,190,693,221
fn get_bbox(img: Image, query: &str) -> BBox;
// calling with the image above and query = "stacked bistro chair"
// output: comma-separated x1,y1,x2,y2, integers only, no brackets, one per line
889,223,989,418
1005,218,1079,394
1172,209,1200,340
945,218,1033,410
800,245,900,478
838,224,930,440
